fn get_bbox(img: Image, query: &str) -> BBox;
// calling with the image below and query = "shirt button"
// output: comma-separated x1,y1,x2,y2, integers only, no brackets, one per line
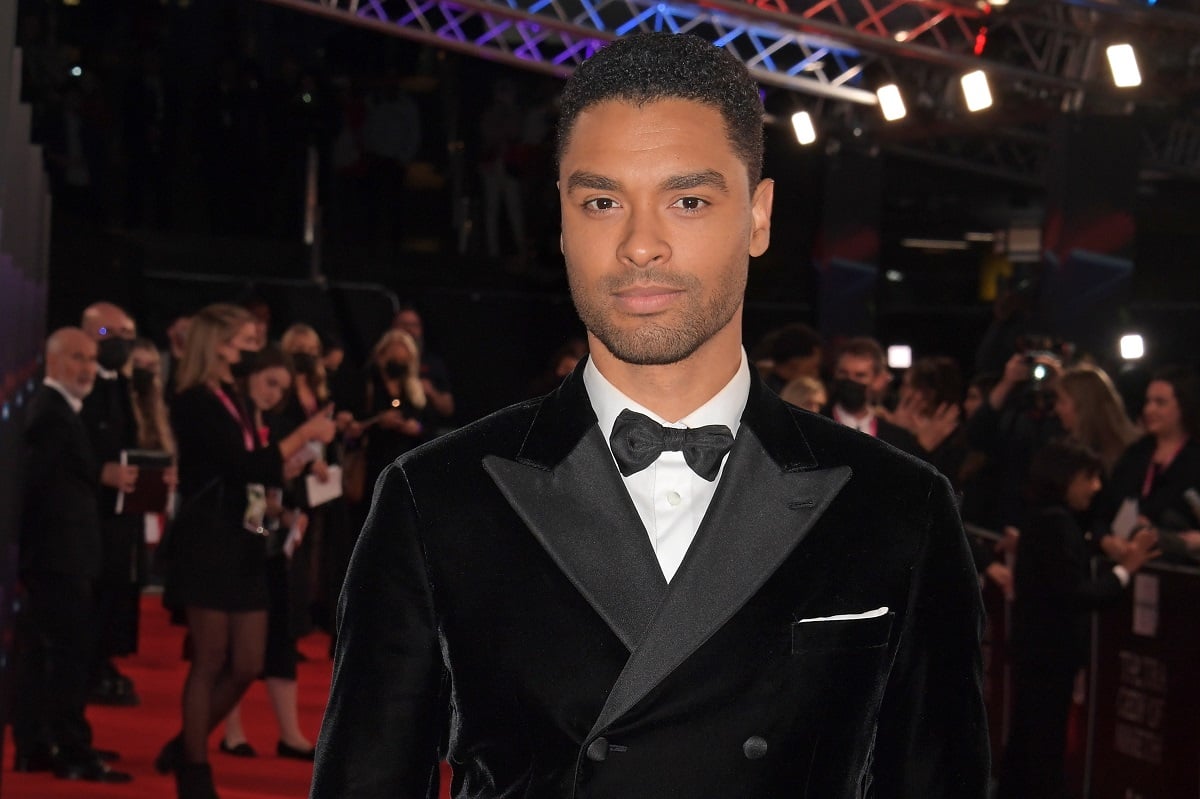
666,490,682,506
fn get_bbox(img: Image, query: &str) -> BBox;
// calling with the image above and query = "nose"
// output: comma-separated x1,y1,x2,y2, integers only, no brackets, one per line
616,207,670,269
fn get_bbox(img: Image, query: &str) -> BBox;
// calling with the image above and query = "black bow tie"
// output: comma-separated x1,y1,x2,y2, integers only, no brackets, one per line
609,408,734,482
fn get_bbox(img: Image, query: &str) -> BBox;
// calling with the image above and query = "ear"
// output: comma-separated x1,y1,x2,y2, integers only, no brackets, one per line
749,179,774,258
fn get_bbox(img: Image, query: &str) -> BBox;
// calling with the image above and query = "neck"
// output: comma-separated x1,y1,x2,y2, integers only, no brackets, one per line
1155,430,1187,456
587,322,742,423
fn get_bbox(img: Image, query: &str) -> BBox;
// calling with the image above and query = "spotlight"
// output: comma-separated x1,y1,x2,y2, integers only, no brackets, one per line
1107,44,1142,88
791,111,817,146
887,345,913,370
876,84,907,121
961,70,993,112
1120,334,1145,360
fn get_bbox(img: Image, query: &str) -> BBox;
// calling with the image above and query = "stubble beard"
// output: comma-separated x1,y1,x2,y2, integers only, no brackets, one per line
567,264,746,366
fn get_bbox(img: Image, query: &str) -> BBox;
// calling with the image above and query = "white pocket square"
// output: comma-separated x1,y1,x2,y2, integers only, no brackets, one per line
797,606,889,623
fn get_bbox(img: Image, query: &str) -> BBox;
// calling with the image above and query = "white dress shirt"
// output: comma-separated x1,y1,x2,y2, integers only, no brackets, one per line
44,377,84,413
832,404,877,436
584,351,749,582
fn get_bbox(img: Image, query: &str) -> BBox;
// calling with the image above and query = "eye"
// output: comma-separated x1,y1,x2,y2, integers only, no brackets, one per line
672,196,709,213
583,197,619,213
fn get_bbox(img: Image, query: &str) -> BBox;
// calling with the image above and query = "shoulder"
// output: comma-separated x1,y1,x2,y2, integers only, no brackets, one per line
399,396,543,475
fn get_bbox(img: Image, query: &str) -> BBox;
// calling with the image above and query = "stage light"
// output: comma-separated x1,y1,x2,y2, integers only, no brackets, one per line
1107,44,1142,88
876,84,906,121
888,345,913,370
70,66,83,77
1120,334,1145,360
961,70,993,112
791,111,817,146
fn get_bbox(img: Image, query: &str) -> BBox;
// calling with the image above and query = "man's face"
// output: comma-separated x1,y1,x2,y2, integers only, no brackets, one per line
48,334,98,399
835,353,888,400
394,311,423,344
559,98,772,366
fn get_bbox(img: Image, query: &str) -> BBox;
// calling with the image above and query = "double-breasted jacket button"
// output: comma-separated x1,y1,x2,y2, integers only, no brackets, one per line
743,736,768,760
586,737,609,762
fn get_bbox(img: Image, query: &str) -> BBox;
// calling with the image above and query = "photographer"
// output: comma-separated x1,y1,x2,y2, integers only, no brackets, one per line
966,342,1066,531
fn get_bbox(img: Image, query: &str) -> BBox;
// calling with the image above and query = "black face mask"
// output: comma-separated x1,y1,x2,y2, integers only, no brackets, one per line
97,337,133,371
229,348,263,380
383,360,408,379
831,378,870,414
292,352,318,374
131,367,157,395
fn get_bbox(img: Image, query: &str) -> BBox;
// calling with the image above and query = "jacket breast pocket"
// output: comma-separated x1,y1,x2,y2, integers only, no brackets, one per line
790,611,894,654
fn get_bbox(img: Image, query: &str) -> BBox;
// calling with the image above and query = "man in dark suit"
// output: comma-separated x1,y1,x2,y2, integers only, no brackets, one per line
79,301,151,707
825,336,922,457
313,33,988,798
14,327,133,782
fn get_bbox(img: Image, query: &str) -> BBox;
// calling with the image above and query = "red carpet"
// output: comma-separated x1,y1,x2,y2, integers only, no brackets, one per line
3,592,453,799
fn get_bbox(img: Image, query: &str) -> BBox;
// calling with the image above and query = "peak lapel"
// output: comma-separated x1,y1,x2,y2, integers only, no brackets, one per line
588,384,852,737
483,362,667,652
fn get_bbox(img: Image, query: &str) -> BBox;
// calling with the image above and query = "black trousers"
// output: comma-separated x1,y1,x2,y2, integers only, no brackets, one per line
13,573,97,758
998,658,1077,799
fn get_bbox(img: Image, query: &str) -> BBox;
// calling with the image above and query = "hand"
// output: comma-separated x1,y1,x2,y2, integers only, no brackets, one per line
420,378,436,395
162,465,179,490
1178,530,1200,551
1118,527,1162,573
311,459,330,482
984,562,1015,600
1001,353,1031,388
914,402,960,453
883,392,920,433
334,411,355,433
304,410,337,444
101,463,139,493
377,409,408,431
344,420,366,439
994,526,1020,556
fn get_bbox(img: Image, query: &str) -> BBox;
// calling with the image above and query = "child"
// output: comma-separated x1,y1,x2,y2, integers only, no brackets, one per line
998,440,1158,798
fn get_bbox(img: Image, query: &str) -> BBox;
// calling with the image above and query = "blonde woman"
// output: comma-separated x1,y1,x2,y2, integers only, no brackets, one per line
357,328,428,494
1053,365,1140,475
156,304,335,799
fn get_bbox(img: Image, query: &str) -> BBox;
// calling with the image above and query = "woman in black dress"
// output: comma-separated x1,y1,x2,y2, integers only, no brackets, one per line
157,304,335,799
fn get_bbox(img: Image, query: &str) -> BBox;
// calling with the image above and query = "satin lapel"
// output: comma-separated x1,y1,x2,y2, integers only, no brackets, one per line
483,361,668,652
588,424,852,737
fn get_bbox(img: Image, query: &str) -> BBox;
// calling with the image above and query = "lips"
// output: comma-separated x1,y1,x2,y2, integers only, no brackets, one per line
613,285,683,314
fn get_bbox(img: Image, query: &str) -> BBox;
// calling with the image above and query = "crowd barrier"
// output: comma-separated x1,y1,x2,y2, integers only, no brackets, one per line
965,524,1200,798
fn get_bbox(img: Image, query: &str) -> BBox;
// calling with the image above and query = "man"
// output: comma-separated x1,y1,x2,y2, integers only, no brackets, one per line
828,336,921,456
760,322,823,394
314,34,987,798
79,302,160,707
14,328,133,783
391,304,455,427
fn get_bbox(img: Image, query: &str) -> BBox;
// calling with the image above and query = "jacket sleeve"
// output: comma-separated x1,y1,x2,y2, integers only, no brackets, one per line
1020,509,1124,611
311,463,445,799
872,473,990,798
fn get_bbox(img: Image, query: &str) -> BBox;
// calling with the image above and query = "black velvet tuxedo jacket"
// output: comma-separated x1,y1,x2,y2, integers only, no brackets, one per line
19,385,103,579
313,362,989,799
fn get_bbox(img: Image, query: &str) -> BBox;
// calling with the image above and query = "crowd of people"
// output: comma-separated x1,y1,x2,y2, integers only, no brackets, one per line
14,290,1200,798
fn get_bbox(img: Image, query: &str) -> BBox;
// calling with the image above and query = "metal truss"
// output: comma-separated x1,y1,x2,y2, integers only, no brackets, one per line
261,0,1200,182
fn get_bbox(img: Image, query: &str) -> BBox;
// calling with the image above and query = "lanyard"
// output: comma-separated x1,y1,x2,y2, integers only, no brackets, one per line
1142,439,1187,498
212,385,256,452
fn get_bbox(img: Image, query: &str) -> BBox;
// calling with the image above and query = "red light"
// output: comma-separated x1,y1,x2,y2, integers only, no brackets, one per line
974,26,989,56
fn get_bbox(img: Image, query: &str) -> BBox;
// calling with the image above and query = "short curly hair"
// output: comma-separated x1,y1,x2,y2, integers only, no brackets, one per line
556,33,764,187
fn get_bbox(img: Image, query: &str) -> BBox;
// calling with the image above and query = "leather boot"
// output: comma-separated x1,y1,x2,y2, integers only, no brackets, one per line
155,735,183,774
175,762,219,799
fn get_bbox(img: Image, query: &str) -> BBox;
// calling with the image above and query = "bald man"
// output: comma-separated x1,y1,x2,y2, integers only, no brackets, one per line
79,302,147,707
14,328,133,782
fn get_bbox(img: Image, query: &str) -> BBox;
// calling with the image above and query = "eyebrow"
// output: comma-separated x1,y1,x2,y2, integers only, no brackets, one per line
565,169,730,194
